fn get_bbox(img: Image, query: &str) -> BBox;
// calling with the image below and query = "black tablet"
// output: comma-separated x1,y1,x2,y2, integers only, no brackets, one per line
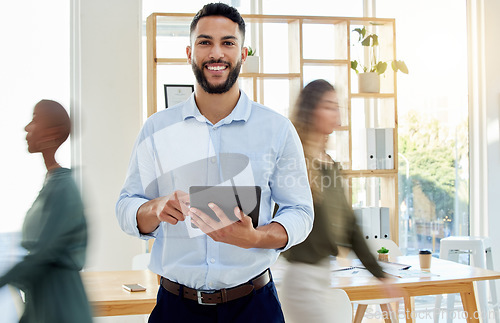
189,186,261,228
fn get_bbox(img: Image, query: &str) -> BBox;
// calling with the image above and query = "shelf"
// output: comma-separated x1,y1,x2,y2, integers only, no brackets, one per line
348,18,395,25
332,126,349,132
156,58,188,65
341,169,398,177
303,59,349,66
350,93,395,99
152,13,347,24
239,73,301,79
153,60,301,79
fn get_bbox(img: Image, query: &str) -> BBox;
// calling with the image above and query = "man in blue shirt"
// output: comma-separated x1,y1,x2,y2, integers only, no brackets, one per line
116,3,313,322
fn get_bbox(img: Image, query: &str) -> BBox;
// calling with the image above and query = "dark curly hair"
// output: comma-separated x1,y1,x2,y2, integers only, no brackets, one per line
190,3,246,45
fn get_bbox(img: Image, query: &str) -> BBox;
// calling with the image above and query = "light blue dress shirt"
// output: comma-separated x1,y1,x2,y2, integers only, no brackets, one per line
116,91,313,290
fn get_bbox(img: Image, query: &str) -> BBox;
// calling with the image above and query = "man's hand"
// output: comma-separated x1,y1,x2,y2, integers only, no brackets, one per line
189,204,257,249
189,204,289,249
137,191,190,234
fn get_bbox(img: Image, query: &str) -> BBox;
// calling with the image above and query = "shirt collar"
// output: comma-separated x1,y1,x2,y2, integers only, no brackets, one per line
182,91,252,125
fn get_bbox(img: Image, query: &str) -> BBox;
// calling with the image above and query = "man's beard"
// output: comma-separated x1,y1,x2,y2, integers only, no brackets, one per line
192,59,242,94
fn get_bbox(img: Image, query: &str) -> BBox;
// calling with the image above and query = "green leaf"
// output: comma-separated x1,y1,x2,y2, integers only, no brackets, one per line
391,60,409,74
351,60,359,73
398,60,409,74
361,35,372,47
353,27,366,42
372,34,379,46
377,247,389,254
376,61,387,74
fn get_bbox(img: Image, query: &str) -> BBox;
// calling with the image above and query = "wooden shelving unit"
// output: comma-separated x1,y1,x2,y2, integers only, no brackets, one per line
146,13,400,242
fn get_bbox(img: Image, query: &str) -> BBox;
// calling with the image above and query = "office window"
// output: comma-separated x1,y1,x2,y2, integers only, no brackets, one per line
376,0,470,255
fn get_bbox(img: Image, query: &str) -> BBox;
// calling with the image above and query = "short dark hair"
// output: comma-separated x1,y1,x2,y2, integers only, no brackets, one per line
190,3,246,44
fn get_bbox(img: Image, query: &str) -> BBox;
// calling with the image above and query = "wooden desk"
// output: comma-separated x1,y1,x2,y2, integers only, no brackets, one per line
83,257,500,320
82,270,158,317
332,256,500,323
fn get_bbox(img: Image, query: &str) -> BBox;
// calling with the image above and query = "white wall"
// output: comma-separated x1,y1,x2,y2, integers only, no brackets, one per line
71,0,144,271
483,0,500,268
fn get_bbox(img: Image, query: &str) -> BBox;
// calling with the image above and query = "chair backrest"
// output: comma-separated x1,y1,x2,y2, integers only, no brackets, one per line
132,253,152,270
366,238,403,257
329,289,353,322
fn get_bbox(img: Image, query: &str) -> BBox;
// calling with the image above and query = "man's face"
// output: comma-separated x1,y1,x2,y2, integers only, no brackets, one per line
187,16,247,94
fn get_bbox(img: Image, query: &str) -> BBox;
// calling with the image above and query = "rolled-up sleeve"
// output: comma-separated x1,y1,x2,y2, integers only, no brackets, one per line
270,121,314,251
116,125,159,240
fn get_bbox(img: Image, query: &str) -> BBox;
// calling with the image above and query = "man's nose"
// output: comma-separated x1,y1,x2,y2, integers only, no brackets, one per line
209,44,224,59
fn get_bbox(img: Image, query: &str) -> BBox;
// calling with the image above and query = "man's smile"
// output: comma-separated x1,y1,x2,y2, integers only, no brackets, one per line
206,64,228,71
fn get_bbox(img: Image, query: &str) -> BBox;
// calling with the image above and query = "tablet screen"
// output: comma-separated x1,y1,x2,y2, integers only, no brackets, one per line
189,186,261,228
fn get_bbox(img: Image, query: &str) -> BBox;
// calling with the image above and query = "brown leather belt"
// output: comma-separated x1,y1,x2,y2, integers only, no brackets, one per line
160,269,271,305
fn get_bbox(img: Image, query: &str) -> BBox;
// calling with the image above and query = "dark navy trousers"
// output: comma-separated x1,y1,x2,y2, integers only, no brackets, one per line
148,279,285,323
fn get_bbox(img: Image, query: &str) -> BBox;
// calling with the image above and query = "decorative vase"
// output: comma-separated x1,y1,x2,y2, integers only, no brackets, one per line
242,56,259,74
358,72,380,93
378,253,389,262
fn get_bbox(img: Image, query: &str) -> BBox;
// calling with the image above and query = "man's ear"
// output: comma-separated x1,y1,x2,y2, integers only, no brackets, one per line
241,46,248,63
186,46,192,64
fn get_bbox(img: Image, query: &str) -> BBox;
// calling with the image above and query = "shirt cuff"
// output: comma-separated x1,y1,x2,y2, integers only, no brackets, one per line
126,198,159,240
270,218,294,252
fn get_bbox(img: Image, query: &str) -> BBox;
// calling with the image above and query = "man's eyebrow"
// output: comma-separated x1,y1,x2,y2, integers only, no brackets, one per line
196,34,213,40
196,34,238,41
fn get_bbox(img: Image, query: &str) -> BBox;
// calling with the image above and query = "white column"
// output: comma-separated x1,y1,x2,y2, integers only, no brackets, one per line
71,0,143,271
468,0,500,241
483,0,500,287
468,0,500,311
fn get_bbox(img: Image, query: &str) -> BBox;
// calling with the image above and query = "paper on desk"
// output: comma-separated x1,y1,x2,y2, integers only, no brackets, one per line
332,259,410,273
331,267,373,278
378,261,411,271
331,258,438,279
383,268,440,278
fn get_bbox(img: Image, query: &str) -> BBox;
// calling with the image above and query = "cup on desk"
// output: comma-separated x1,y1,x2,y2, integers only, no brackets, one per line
419,249,432,271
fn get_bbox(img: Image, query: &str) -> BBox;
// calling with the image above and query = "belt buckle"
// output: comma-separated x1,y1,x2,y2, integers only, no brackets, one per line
197,290,217,305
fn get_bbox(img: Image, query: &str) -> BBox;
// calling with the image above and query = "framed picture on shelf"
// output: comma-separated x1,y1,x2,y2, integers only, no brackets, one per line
164,84,194,108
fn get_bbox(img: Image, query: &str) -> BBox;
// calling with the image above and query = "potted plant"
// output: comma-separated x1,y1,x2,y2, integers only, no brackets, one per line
377,246,390,262
350,26,408,93
242,46,259,74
